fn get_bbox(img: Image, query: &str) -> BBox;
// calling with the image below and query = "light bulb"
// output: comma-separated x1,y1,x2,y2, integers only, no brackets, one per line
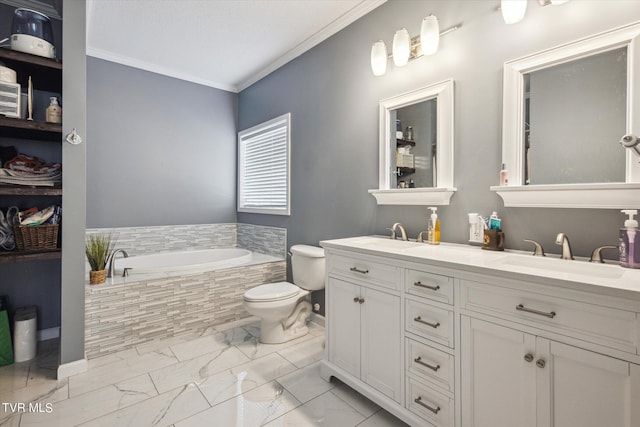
370,40,387,76
501,0,527,25
420,15,439,56
392,28,411,67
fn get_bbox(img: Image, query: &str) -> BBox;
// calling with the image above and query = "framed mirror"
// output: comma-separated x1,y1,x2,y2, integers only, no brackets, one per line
494,21,640,208
369,79,456,205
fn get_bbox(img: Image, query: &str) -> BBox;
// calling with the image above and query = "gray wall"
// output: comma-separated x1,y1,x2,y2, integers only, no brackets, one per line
86,57,238,227
238,0,640,298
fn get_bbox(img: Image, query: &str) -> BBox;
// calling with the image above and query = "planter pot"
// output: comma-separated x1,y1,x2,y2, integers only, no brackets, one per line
89,269,107,285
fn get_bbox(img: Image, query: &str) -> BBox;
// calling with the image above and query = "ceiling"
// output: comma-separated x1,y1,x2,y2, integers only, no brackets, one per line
86,0,385,93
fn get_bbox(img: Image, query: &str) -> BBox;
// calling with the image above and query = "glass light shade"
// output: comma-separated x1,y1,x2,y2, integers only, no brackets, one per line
392,28,411,67
501,0,527,24
370,40,388,76
420,15,439,56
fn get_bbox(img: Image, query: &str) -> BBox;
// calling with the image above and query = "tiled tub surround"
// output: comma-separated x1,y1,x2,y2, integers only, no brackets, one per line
86,222,287,258
85,223,287,359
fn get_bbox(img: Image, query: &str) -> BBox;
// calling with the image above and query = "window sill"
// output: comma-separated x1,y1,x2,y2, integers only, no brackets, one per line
490,183,640,209
368,188,457,206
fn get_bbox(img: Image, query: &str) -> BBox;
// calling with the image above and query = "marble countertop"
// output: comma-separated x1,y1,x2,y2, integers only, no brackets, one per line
320,236,640,299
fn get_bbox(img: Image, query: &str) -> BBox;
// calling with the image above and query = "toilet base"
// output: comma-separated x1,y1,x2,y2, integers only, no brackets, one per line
259,299,312,344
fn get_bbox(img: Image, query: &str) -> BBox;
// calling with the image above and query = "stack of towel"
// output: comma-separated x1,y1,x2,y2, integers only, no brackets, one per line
0,148,61,187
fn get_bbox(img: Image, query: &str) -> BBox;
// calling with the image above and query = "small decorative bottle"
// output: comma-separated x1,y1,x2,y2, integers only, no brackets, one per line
46,97,61,124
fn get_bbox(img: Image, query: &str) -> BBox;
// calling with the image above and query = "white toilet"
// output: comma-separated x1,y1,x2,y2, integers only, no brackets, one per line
243,245,325,344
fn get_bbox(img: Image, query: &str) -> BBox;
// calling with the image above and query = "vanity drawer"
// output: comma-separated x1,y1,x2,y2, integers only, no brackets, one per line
460,280,638,354
406,338,454,393
405,269,453,305
407,377,453,427
328,254,398,290
406,299,454,348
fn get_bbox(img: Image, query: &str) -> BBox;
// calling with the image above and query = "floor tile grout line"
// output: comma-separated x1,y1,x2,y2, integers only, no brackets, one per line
354,408,383,426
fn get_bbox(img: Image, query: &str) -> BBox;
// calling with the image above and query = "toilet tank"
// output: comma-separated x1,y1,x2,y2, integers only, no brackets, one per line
290,245,325,291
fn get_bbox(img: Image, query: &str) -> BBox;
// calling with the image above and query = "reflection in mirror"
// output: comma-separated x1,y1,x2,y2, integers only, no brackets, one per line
495,21,640,209
391,98,437,188
524,47,627,185
369,79,455,206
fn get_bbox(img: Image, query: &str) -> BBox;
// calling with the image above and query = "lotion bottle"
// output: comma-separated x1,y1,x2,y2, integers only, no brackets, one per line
46,97,61,124
620,209,639,269
428,207,440,245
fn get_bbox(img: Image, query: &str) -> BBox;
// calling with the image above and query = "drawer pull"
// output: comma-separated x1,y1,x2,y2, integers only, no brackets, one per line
414,316,440,329
414,281,440,291
414,356,440,372
516,304,556,319
350,267,369,274
414,396,441,414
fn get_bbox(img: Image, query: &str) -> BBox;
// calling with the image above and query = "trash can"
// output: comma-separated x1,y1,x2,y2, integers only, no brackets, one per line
13,306,37,362
0,295,13,365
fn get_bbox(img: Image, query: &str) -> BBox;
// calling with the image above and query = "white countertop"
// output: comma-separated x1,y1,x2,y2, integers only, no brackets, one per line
320,236,640,299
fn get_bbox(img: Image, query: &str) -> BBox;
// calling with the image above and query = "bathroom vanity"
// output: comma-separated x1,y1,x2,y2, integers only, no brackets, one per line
319,236,640,427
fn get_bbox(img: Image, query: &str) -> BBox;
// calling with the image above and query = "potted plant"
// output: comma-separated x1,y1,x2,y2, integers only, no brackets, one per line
85,233,115,285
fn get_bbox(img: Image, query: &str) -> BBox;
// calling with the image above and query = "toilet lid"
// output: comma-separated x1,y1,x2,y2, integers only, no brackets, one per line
244,282,301,302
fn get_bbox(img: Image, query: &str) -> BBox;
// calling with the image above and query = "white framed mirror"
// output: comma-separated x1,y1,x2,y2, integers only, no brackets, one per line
369,79,456,205
494,21,640,209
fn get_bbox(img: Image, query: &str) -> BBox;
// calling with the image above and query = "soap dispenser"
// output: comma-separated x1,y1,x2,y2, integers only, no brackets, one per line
620,209,639,269
428,207,440,245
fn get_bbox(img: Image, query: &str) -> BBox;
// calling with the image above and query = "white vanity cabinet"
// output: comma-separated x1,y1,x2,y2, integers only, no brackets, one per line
320,237,640,427
461,316,640,427
325,253,402,403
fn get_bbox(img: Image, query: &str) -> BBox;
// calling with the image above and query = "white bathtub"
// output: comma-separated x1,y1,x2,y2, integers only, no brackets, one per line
116,248,253,274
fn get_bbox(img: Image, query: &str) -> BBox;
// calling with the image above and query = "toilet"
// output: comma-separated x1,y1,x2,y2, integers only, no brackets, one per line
243,245,325,344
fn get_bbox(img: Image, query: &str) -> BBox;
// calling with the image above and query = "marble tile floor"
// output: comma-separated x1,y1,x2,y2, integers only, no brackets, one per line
0,317,409,427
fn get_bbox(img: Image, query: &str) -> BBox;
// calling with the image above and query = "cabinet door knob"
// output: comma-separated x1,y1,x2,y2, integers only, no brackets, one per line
524,353,534,363
358,298,365,304
536,359,546,369
353,297,360,303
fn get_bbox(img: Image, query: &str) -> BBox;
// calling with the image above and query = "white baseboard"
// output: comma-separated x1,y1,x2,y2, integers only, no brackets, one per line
57,358,88,379
37,327,60,341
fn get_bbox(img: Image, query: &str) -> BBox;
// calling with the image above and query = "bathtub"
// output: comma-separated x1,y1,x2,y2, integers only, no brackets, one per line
116,248,253,274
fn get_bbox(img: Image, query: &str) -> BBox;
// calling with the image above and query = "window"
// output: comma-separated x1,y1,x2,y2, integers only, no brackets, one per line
238,113,291,215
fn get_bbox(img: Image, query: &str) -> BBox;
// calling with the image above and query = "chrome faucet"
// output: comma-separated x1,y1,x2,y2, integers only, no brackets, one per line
523,239,545,257
108,249,129,278
387,223,408,241
589,245,618,263
555,233,574,260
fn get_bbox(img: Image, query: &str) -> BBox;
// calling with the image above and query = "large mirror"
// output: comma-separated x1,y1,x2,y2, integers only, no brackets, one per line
369,79,456,205
496,21,640,208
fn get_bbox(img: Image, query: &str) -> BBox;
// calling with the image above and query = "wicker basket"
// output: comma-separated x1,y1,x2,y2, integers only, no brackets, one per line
14,224,59,251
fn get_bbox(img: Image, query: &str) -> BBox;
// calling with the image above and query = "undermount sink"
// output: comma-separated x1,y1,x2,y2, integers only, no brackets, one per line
352,236,424,251
499,255,625,279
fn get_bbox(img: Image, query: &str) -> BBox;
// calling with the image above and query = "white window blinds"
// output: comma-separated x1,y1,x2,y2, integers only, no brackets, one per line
238,113,291,215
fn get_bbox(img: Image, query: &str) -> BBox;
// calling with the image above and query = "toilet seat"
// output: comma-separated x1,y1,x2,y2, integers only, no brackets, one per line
244,281,301,302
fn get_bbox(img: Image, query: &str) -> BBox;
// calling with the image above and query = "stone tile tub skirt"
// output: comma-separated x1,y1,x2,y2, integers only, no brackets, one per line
85,259,286,359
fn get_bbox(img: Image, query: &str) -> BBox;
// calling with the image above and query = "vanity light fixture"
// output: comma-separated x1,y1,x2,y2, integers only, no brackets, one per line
392,28,411,67
370,15,460,76
501,0,528,25
500,0,571,25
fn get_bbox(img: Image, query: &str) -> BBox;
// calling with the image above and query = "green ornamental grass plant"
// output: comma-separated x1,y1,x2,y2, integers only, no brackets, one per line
85,233,115,272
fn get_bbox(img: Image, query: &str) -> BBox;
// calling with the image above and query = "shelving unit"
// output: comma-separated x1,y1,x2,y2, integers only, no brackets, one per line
0,47,62,263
